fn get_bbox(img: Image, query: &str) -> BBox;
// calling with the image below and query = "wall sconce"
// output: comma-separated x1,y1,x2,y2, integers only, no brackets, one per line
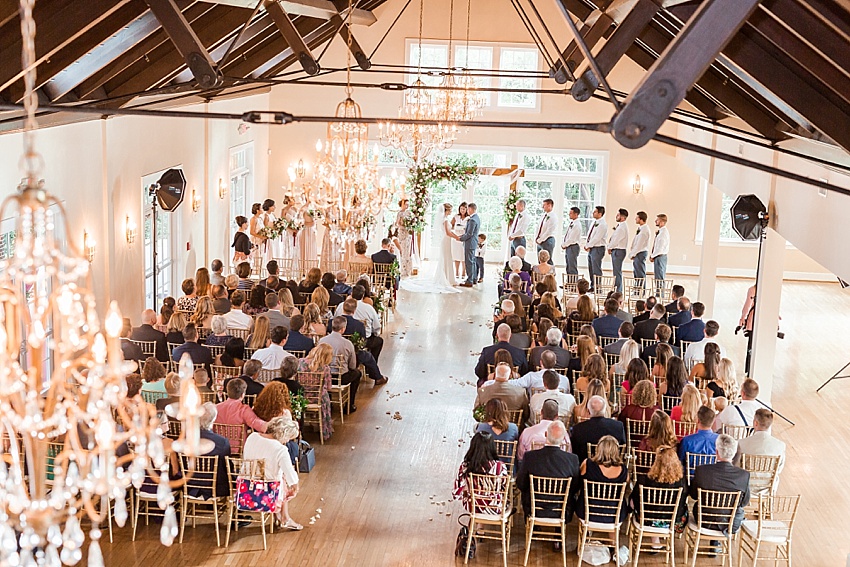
632,175,645,194
83,230,96,262
287,159,307,183
125,215,137,245
218,178,227,200
192,188,201,212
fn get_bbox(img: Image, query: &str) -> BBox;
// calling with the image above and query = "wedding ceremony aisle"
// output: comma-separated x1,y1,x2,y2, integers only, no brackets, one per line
99,266,850,566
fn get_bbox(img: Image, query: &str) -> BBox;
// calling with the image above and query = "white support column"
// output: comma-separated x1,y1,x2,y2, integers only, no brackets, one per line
749,226,785,404
100,119,112,311
698,180,722,317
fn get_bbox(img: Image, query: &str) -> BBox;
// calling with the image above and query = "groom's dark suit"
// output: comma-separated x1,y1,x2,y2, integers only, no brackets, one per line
458,212,480,285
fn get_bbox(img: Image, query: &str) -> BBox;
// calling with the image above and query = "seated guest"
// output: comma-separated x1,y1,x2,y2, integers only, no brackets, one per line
609,291,632,323
621,357,651,394
303,303,327,338
484,349,520,383
679,406,719,464
733,409,786,478
591,298,623,338
284,315,315,354
159,298,175,326
224,274,239,298
532,249,554,276
659,356,688,400
164,312,187,346
475,398,519,442
273,355,303,397
321,272,345,307
650,343,673,383
630,446,687,528
529,370,576,423
502,256,532,297
671,384,703,427
574,353,609,394
508,293,532,329
538,292,562,320
216,378,266,433
713,378,760,432
631,299,647,322
530,327,571,369
571,379,611,425
333,270,352,295
618,380,661,425
171,324,213,371
474,363,529,420
210,259,225,285
251,326,294,370
223,359,265,397
350,238,373,267
667,296,692,328
453,432,508,512
684,320,726,364
211,284,231,314
474,323,529,385
371,237,398,274
576,435,629,523
492,299,517,338
675,301,706,345
265,261,285,291
609,339,639,379
633,296,657,324
689,434,750,534
205,315,233,347
564,278,594,312
264,292,291,331
197,402,232,498
177,278,199,312
223,291,252,330
235,261,253,291
501,274,533,308
194,368,214,394
666,285,685,313
131,309,169,362
518,400,568,460
691,342,721,392
354,277,374,306
332,301,386,384
567,335,596,376
640,323,679,365
191,296,215,329
216,337,244,368
506,315,532,349
243,416,302,530
633,304,666,342
570,396,626,463
603,321,634,356
346,285,383,362
568,295,597,324
140,357,167,393
296,345,336,437
243,286,268,317
154,372,181,412
120,318,144,362
298,268,322,296
516,420,580,519
253,381,295,421
318,317,365,411
511,350,571,396
638,410,678,452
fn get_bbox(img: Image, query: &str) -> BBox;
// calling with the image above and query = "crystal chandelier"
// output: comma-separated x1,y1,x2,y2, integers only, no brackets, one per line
0,2,207,565
433,0,486,123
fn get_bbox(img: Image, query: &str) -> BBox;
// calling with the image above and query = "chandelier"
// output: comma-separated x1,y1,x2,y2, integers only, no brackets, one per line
434,0,486,123
0,2,207,565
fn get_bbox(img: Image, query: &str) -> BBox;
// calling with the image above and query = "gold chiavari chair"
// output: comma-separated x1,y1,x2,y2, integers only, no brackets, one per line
299,259,320,280
347,261,373,280
628,485,682,567
626,419,652,449
655,279,675,302
274,258,296,281
685,452,717,482
210,365,241,399
178,454,228,546
524,476,572,567
299,371,326,444
593,275,617,298
586,443,628,462
623,277,646,302
661,395,680,414
722,423,755,440
197,327,212,340
493,440,518,477
207,345,225,359
738,494,800,567
505,409,524,426
133,462,178,541
561,273,579,296
598,336,619,349
255,368,280,384
629,449,657,483
224,458,274,549
464,474,513,567
212,423,247,456
242,394,257,408
576,480,627,566
684,489,740,567
329,354,351,424
673,420,697,439
570,319,593,335
141,390,168,406
167,342,182,356
131,340,157,358
740,453,782,503
640,338,656,350
165,420,181,440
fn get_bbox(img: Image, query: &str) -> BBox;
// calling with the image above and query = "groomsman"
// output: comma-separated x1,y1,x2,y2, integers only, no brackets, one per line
650,213,670,296
507,199,530,256
630,211,650,291
584,206,608,291
607,208,629,293
534,199,557,265
561,206,582,275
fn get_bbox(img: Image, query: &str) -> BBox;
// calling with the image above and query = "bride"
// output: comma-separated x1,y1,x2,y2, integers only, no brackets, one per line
400,203,460,294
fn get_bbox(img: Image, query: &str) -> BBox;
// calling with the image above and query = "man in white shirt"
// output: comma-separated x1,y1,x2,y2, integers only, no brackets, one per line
223,290,252,330
684,320,726,364
334,285,383,362
607,208,630,293
561,206,582,275
734,409,786,485
534,199,558,265
630,211,651,292
529,370,576,424
510,350,570,396
507,199,530,256
584,205,608,291
714,379,762,432
650,213,670,296
250,326,294,370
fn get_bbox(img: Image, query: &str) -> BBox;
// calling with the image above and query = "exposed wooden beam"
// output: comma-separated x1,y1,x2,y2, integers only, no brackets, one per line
0,0,18,29
200,0,376,25
265,0,320,75
551,13,613,83
613,0,761,149
255,17,329,77
330,0,369,70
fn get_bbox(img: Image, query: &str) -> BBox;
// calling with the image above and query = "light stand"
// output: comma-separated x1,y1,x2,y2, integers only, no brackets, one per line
817,362,850,392
148,183,160,310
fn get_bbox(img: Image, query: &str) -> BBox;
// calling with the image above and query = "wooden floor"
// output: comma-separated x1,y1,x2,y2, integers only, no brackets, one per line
101,267,850,566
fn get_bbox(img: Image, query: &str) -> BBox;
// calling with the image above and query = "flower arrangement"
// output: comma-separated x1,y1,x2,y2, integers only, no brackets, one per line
388,258,401,280
503,189,523,225
473,405,487,423
348,331,365,351
290,392,308,419
371,293,384,314
403,156,479,233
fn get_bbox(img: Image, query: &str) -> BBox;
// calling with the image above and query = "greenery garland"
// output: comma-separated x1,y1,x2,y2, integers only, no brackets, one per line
503,189,523,225
403,156,479,233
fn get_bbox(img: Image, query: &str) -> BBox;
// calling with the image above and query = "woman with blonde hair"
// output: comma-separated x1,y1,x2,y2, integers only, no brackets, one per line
578,435,629,523
540,292,562,320
715,358,740,402
298,267,322,296
610,339,639,378
671,384,703,436
532,250,553,276
297,343,334,440
310,286,331,318
575,353,609,393
247,314,271,350
278,288,300,317
578,324,600,353
165,312,187,345
569,294,597,323
572,378,610,423
195,267,212,298
302,303,327,338
191,296,215,328
638,410,678,452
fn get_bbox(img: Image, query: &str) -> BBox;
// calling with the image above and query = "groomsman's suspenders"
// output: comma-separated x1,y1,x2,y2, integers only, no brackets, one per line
733,405,749,427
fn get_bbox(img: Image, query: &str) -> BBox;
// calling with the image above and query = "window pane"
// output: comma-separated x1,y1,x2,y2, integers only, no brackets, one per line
563,182,597,234
520,179,554,243
498,48,538,108
408,43,448,87
454,46,493,105
522,154,598,173
720,194,736,240
473,178,506,250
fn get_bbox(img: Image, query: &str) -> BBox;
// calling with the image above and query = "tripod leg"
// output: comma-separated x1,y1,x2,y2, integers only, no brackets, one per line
755,399,795,426
816,360,850,393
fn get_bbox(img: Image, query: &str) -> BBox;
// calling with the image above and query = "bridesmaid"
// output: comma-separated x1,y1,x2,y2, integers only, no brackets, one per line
249,203,265,265
395,199,413,278
451,202,469,281
279,197,298,272
262,198,279,267
298,209,317,268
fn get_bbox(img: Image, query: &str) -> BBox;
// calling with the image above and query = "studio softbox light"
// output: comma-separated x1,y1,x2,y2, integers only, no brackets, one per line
155,168,186,211
730,194,767,241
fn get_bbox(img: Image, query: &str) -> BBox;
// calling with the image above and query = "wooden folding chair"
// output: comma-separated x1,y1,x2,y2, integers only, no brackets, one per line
524,476,572,567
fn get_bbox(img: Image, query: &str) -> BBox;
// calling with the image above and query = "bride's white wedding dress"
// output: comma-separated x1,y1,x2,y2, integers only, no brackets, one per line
399,214,460,294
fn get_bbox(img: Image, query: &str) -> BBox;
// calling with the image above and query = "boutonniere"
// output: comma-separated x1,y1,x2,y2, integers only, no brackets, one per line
635,228,640,236
593,221,598,227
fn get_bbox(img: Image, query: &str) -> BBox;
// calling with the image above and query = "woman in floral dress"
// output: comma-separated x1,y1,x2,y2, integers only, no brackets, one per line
394,198,413,278
262,198,279,266
297,209,317,270
296,343,334,441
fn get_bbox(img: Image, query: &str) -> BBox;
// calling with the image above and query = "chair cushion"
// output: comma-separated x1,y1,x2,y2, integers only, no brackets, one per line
579,519,622,531
687,520,729,538
631,517,673,535
741,520,790,544
473,511,510,522
529,517,563,527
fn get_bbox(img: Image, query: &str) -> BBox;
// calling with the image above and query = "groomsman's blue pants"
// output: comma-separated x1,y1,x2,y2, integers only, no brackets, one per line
611,249,626,292
537,237,555,265
510,236,526,256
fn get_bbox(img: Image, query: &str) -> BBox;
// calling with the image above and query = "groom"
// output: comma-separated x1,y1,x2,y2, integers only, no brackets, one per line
457,202,481,288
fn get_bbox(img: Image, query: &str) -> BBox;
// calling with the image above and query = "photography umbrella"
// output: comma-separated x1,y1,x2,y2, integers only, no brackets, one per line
730,194,767,241
154,168,186,211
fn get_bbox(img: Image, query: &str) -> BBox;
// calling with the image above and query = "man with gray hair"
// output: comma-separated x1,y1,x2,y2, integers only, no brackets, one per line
570,395,626,463
499,274,532,308
507,199,529,256
333,269,352,295
690,434,750,535
475,323,528,385
516,419,580,519
474,363,528,419
512,349,570,396
529,327,571,369
199,402,232,497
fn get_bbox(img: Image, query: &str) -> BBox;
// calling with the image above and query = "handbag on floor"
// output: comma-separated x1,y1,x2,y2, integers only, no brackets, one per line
454,514,476,559
299,440,316,472
236,477,280,513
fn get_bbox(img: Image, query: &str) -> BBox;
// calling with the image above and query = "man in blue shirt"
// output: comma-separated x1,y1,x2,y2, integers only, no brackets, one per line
679,406,719,469
591,298,623,338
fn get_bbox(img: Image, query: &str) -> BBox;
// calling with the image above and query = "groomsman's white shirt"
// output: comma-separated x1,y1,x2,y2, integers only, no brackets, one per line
535,212,559,244
508,211,531,240
607,222,629,251
651,226,670,258
585,218,608,248
562,219,582,247
630,224,651,258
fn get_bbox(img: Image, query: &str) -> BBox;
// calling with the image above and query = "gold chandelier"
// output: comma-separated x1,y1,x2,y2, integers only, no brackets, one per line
0,1,207,564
